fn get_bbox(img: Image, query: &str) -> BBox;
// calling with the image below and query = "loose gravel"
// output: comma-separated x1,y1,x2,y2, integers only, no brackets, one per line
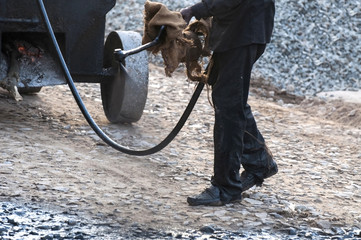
1,201,360,239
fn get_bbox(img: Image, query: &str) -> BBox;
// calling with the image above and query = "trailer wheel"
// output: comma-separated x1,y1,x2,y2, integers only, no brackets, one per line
102,31,148,123
18,87,42,94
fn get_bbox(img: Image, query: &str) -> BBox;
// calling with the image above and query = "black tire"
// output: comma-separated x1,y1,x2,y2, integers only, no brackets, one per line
18,87,42,94
101,31,148,123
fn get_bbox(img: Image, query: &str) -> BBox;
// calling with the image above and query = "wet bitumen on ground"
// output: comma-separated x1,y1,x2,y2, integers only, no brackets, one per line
1,200,360,240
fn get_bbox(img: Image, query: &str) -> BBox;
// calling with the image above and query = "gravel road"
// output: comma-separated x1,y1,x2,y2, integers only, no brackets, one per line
1,63,361,239
0,0,360,239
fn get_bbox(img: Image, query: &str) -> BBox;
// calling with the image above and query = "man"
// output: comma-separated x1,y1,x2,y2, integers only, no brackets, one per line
180,0,278,206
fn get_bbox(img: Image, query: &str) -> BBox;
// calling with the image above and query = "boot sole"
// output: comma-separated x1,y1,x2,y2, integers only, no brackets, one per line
187,198,224,206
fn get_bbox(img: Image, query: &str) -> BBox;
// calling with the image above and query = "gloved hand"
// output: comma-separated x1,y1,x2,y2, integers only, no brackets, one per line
180,7,193,25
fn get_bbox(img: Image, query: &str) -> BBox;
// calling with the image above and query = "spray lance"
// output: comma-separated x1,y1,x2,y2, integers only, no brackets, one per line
37,0,205,156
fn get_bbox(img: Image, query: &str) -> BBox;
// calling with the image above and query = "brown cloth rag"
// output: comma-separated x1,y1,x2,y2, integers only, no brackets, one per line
143,0,211,83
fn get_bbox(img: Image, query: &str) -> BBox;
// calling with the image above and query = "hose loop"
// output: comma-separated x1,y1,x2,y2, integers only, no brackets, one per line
37,0,204,156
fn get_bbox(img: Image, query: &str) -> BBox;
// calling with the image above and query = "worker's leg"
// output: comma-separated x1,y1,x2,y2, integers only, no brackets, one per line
187,44,277,206
210,44,266,203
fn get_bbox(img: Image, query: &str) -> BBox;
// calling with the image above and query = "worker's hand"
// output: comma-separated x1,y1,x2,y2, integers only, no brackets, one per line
180,7,193,25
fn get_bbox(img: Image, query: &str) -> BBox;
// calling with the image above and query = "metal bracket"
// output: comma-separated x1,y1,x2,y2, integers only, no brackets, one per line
0,17,40,24
113,25,166,63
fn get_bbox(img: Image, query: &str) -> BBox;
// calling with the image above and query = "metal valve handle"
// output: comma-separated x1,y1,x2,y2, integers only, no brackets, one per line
114,25,166,62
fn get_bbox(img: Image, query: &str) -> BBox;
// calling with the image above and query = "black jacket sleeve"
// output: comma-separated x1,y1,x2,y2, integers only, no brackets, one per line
191,0,247,19
190,0,275,52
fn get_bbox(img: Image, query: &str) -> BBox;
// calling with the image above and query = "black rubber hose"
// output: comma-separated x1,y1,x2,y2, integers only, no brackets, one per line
37,0,205,156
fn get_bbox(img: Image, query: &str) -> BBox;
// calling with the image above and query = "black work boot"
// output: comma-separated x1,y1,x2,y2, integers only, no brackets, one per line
187,185,223,206
240,171,263,192
240,161,278,192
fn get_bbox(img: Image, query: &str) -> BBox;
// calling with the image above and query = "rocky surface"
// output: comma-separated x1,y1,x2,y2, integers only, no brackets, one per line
256,0,361,96
1,200,360,239
0,0,361,239
1,64,361,239
0,201,121,239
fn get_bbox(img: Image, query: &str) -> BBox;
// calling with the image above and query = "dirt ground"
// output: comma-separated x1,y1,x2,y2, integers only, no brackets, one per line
0,63,360,235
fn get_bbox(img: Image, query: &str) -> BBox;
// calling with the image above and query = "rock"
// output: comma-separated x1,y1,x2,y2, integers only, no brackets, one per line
199,225,215,234
289,227,297,235
243,221,263,228
51,225,62,231
52,186,70,193
269,212,284,219
348,109,357,117
214,210,227,217
6,217,19,226
331,227,346,235
74,233,85,239
243,198,263,205
37,225,52,230
315,220,332,230
175,233,183,239
41,234,54,240
67,219,77,226
255,212,268,219
0,227,8,234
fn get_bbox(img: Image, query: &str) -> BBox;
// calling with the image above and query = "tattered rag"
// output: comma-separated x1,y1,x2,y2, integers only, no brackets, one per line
143,0,211,82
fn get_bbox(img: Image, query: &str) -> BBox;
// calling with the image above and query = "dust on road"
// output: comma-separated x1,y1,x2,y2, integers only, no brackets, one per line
1,64,361,236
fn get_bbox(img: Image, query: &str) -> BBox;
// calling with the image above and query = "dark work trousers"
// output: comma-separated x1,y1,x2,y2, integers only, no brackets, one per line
208,44,278,202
